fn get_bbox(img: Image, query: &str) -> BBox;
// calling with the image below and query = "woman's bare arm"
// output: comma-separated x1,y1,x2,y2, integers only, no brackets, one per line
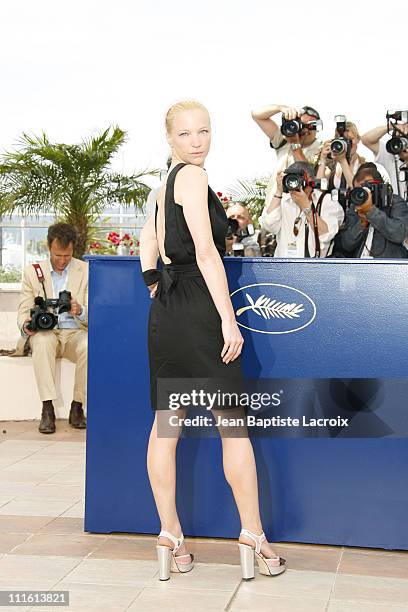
176,165,243,363
140,213,159,295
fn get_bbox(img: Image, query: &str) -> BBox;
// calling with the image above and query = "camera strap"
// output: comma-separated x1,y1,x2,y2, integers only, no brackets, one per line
394,156,402,197
304,192,324,258
32,263,48,301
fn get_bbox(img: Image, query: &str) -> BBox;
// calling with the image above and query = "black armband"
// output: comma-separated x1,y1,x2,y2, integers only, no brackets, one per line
142,268,161,286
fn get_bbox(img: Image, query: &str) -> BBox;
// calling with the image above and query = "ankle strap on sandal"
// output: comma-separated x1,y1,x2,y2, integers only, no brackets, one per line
240,529,266,554
158,530,184,554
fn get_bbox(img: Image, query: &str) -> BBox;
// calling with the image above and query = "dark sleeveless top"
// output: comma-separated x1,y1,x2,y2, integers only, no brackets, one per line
155,163,228,265
147,162,242,411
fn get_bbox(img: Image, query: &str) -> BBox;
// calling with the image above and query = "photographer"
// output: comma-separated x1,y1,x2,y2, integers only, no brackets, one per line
251,103,323,225
14,223,88,433
317,121,365,192
261,161,344,258
362,115,408,199
317,119,390,221
225,202,260,256
340,163,408,258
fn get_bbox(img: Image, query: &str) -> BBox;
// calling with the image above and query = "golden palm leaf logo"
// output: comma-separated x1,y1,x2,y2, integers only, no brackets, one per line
236,293,305,320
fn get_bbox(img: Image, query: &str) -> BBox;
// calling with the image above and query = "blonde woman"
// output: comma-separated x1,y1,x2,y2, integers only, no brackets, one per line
140,100,286,581
317,121,365,192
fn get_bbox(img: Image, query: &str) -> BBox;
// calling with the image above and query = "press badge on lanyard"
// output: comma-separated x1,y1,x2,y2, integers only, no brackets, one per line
286,241,298,257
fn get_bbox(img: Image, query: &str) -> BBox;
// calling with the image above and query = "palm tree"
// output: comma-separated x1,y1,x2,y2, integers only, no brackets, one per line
0,126,158,258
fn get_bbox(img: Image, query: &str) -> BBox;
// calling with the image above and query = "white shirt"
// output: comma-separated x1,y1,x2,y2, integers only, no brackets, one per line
49,260,85,328
260,133,323,223
375,138,405,196
260,191,344,258
360,226,374,258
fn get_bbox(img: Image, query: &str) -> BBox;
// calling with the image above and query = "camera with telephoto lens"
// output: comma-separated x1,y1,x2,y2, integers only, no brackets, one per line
26,290,72,332
385,110,408,155
282,172,328,193
333,181,392,209
281,117,321,138
329,115,352,158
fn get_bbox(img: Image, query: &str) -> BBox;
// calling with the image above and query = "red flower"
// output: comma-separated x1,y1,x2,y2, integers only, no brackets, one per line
217,191,223,197
130,249,134,255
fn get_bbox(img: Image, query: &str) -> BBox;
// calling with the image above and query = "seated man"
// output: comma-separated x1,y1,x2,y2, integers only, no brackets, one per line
14,222,88,433
260,161,344,258
340,163,408,258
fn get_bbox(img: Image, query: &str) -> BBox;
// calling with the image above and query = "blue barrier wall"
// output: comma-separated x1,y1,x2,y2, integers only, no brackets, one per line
84,256,408,550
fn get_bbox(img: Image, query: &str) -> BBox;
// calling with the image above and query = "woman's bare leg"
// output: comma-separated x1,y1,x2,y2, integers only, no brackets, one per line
146,411,191,561
219,425,280,558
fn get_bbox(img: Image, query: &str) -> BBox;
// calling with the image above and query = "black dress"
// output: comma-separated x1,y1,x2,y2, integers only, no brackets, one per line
148,163,243,411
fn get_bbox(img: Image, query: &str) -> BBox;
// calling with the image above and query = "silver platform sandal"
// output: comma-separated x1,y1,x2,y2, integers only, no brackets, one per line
238,528,286,580
156,530,194,581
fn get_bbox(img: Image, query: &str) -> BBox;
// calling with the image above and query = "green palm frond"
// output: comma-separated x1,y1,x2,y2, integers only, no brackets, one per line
225,176,270,227
0,126,157,258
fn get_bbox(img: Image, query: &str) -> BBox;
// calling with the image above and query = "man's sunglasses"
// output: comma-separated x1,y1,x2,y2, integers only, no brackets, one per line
301,106,320,120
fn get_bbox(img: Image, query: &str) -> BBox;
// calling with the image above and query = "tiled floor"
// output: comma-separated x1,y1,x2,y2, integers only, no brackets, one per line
0,421,407,612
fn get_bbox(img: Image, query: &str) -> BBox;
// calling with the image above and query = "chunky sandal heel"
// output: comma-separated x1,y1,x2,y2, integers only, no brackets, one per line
156,544,172,580
156,530,194,580
238,542,255,580
239,528,286,578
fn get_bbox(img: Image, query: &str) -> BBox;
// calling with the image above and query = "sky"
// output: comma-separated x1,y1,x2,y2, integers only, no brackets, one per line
1,0,407,193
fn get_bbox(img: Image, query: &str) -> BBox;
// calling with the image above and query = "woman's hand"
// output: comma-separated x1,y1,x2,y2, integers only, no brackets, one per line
148,282,159,298
221,319,244,364
320,140,331,161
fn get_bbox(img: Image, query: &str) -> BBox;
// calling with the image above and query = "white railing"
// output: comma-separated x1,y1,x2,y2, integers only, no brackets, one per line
0,207,147,287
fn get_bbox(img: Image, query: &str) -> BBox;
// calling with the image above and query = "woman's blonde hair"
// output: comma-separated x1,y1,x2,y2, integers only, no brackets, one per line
165,99,210,133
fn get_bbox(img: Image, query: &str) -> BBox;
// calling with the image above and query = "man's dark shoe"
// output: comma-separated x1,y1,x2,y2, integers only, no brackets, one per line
39,400,56,434
69,401,86,429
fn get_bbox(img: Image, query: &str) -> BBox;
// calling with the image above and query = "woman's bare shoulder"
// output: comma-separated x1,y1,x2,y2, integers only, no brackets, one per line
175,164,208,193
177,164,207,181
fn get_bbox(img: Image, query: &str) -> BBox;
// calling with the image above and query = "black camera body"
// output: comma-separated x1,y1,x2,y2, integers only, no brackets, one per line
281,117,321,138
386,110,408,156
330,137,350,156
226,218,255,239
282,173,328,193
226,218,239,239
386,136,408,156
329,115,352,159
333,181,392,209
26,290,72,332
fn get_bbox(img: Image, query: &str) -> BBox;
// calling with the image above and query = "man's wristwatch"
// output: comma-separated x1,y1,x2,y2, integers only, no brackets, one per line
290,143,302,151
303,206,313,215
